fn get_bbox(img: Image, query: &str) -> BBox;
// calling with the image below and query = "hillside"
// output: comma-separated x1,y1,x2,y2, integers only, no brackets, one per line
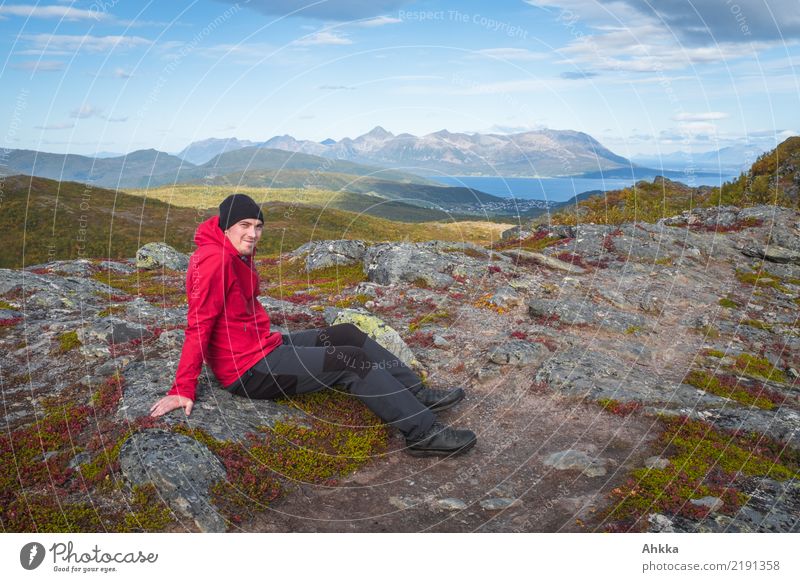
1,203,798,533
127,183,486,223
545,136,800,225
4,148,188,189
188,168,504,210
0,175,512,268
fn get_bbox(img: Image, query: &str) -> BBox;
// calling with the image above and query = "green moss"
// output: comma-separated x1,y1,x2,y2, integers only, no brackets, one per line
597,398,642,416
734,354,787,383
695,324,720,339
259,260,367,302
172,389,388,526
4,494,105,532
58,330,81,352
602,416,800,531
742,318,773,331
684,369,775,409
735,269,789,293
91,268,186,307
0,299,16,310
718,297,738,308
122,484,175,532
704,349,726,358
408,309,453,332
625,326,642,335
97,304,128,318
78,430,133,491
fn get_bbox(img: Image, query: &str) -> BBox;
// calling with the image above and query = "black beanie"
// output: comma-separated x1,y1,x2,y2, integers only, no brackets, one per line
218,193,264,231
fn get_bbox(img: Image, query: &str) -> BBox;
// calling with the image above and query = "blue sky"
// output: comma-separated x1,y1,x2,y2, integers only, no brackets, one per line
1,0,798,157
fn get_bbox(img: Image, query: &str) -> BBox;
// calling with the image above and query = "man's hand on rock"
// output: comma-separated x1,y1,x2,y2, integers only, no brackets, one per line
150,395,194,417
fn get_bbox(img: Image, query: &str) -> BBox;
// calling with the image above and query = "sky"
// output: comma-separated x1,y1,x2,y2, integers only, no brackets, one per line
1,0,798,158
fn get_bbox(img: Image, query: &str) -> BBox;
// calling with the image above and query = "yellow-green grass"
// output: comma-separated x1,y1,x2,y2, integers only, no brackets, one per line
602,416,800,531
0,176,511,269
684,369,777,410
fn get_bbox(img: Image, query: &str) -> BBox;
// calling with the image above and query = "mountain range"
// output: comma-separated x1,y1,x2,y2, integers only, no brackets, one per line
175,126,631,177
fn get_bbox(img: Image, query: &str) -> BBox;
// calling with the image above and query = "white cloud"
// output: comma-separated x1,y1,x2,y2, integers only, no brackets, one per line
34,122,75,130
673,112,729,121
352,16,402,27
11,60,64,72
470,48,547,61
71,105,103,119
525,0,784,73
215,0,411,21
0,4,104,20
20,34,152,55
113,68,132,79
292,31,352,46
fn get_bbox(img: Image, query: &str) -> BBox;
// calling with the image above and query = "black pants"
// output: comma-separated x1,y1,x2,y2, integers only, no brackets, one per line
226,323,436,440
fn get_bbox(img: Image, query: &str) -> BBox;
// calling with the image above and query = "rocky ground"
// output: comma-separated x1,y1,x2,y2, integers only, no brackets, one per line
1,204,798,533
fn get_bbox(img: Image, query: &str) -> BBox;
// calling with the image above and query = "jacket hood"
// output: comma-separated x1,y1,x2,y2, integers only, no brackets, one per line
194,215,257,261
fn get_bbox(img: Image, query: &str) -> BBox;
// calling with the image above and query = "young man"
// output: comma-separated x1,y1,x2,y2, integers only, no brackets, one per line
150,193,477,457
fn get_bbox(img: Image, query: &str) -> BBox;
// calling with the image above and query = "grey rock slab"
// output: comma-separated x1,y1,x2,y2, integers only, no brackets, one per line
118,429,227,532
528,297,646,333
742,244,800,265
534,347,723,408
0,269,116,311
77,316,153,345
364,242,487,287
117,359,307,442
500,249,586,274
488,339,549,367
543,449,607,477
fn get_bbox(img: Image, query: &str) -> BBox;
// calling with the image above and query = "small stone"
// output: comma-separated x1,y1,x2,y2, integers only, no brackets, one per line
544,449,608,477
480,498,521,511
475,366,501,383
388,496,416,510
432,334,450,347
435,498,467,511
68,452,91,469
648,513,676,533
644,456,670,469
690,496,724,512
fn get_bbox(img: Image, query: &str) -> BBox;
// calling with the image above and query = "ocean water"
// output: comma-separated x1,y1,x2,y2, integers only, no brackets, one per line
429,172,737,203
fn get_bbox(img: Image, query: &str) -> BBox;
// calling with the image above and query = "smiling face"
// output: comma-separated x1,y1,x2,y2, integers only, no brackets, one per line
224,218,264,256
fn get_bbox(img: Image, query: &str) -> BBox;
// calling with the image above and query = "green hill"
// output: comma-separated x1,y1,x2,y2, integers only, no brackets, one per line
0,175,512,269
545,136,800,225
4,148,188,189
127,183,483,223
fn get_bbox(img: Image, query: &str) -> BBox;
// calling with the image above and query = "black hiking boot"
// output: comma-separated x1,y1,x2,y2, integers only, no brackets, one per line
414,386,465,413
405,421,477,457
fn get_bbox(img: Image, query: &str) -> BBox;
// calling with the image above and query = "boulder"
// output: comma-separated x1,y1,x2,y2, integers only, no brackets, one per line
290,239,368,272
324,308,421,370
119,429,228,532
136,243,189,271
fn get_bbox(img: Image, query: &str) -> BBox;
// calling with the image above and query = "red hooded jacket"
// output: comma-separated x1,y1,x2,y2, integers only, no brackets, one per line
167,215,283,401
